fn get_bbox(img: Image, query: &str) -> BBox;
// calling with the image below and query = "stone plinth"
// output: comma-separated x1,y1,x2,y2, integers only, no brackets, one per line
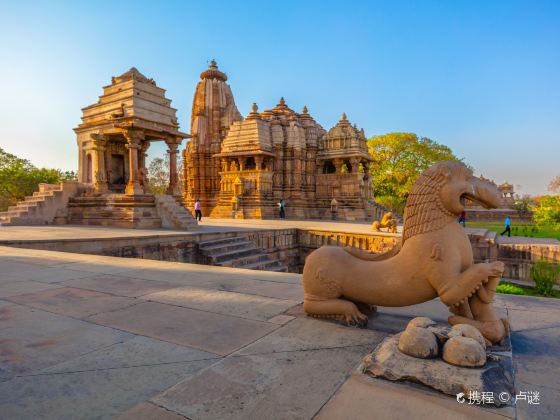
66,194,162,228
362,333,514,407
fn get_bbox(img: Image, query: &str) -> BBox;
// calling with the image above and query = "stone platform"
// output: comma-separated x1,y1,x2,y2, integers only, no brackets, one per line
0,237,559,419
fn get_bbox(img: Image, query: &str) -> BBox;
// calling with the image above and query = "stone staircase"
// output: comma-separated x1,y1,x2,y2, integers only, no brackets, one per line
0,182,81,226
155,195,198,229
198,236,288,272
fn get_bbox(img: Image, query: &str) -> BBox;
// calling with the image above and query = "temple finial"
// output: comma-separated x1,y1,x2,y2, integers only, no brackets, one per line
247,102,260,119
279,97,286,106
209,59,217,68
341,112,347,121
302,105,308,114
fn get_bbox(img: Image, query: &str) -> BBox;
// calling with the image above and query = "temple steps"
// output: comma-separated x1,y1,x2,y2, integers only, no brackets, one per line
198,236,288,272
154,195,198,229
0,183,80,226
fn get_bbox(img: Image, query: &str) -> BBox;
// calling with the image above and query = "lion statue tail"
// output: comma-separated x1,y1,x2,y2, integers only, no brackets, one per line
343,241,402,261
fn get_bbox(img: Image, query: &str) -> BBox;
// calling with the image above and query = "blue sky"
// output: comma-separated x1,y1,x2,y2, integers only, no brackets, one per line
1,0,558,194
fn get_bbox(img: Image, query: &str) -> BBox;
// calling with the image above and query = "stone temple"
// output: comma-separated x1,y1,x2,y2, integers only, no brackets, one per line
69,67,196,228
0,62,387,228
184,61,384,220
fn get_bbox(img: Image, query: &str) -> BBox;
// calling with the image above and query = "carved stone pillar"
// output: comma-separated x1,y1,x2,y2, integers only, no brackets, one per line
166,138,180,196
140,141,151,193
333,158,342,174
255,156,263,171
350,158,360,173
91,134,108,193
124,130,143,195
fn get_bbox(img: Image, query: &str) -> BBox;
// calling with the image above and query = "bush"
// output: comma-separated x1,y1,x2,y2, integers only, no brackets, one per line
496,282,527,295
511,194,535,217
374,195,405,215
531,258,560,296
533,195,560,230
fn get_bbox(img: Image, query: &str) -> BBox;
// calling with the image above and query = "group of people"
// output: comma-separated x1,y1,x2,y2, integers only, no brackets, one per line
457,211,512,237
191,198,287,221
193,199,512,236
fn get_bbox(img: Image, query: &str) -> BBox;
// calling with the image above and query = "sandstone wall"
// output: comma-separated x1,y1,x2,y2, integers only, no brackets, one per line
465,209,533,223
4,227,557,284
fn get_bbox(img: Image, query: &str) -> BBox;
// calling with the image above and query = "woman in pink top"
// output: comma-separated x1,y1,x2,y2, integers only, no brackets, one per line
194,199,202,221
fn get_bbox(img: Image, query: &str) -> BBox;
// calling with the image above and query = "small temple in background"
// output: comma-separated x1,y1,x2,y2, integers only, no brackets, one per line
465,177,529,221
65,68,197,228
183,61,383,220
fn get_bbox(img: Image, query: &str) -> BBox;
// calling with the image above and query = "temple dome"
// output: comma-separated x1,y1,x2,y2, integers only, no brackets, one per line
327,113,364,140
112,67,154,85
200,59,227,81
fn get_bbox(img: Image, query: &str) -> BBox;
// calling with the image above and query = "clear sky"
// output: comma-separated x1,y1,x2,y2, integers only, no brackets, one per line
1,0,558,195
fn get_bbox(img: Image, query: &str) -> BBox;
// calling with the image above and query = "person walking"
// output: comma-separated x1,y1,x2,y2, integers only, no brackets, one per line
278,199,285,219
330,197,338,220
194,199,202,222
458,210,466,227
500,216,511,237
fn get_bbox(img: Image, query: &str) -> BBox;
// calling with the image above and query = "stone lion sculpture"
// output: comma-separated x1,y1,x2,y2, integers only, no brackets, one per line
302,161,508,344
372,212,397,234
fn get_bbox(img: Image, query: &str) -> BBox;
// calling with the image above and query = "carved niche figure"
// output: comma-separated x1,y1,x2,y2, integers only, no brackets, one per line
302,161,508,344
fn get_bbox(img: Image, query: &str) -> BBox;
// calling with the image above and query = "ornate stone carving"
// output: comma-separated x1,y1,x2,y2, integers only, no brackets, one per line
183,63,380,220
302,161,508,344
75,67,188,195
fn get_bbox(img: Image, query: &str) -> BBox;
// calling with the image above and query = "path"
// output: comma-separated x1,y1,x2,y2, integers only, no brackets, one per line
0,244,559,419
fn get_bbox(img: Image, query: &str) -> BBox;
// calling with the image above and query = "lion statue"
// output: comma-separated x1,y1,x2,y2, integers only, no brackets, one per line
302,161,508,344
372,212,398,234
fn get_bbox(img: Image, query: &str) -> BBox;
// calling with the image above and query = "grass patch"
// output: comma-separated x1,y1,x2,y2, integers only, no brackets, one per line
496,281,560,299
467,221,560,240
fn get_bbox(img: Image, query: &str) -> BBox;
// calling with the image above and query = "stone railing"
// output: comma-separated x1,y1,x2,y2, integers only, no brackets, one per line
246,229,300,272
245,228,400,273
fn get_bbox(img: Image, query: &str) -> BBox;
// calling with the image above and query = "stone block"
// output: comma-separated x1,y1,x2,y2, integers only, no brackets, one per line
89,301,279,356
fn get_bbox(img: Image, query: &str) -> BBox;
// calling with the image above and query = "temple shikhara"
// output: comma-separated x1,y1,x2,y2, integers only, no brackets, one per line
184,61,382,220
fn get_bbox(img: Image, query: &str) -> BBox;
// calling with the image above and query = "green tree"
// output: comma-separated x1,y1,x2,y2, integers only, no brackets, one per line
0,148,63,211
147,157,168,194
533,195,560,230
147,155,183,195
367,133,461,213
511,194,535,218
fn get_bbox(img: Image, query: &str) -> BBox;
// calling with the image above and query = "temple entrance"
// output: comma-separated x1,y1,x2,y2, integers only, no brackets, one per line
323,161,336,174
245,157,256,170
109,154,125,192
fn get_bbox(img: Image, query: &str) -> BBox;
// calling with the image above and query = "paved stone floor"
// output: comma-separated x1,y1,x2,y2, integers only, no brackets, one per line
1,219,556,247
0,238,559,419
0,219,386,244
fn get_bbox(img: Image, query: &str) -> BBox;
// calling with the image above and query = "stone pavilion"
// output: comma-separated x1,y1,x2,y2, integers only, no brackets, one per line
68,68,196,228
